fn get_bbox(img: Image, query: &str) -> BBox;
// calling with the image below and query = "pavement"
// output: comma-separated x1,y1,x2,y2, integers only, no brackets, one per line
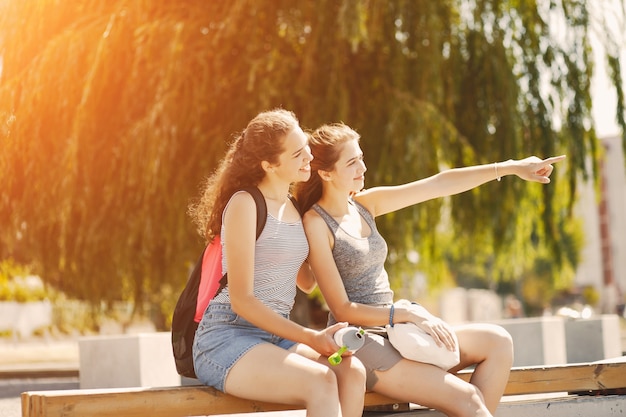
0,337,80,417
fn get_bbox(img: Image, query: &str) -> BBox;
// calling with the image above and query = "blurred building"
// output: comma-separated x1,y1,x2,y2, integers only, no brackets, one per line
575,135,626,314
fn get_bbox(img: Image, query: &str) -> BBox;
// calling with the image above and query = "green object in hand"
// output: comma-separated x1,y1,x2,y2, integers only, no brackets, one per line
328,346,348,365
328,327,366,366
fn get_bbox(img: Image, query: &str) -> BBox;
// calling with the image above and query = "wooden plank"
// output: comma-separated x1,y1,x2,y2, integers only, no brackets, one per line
0,366,78,380
22,386,300,417
501,361,626,395
363,391,408,411
19,386,407,417
20,360,626,417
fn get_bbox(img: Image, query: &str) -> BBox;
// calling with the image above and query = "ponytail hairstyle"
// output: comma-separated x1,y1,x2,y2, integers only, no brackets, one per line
189,109,299,243
295,123,360,213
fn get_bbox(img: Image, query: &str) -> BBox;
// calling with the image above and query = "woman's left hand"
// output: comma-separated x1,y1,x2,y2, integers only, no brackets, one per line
416,315,457,352
405,304,457,351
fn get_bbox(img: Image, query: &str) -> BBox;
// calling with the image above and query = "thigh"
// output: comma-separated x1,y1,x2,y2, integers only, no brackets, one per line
353,331,403,391
193,303,297,392
225,342,330,404
373,358,484,415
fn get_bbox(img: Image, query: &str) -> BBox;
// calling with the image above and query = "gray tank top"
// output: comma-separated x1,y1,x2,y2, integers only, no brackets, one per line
312,199,394,325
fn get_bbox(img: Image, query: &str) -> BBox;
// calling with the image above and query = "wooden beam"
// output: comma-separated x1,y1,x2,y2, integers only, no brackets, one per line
0,366,78,380
22,386,300,417
455,360,626,395
21,360,626,417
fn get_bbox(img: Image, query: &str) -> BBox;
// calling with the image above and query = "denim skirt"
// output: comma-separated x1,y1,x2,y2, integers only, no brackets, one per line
193,303,296,392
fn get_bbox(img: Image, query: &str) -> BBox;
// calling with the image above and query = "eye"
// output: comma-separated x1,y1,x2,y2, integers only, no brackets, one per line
348,155,364,165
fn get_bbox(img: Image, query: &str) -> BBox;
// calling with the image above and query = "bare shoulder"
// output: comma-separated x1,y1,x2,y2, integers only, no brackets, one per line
302,208,324,230
302,208,334,249
224,191,257,218
351,189,378,216
230,190,257,204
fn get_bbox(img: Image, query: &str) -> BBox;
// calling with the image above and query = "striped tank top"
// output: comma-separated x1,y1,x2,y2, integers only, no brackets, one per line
213,193,309,317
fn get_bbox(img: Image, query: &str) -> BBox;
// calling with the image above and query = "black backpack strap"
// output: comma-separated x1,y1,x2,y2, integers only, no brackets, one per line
242,186,268,239
217,187,267,291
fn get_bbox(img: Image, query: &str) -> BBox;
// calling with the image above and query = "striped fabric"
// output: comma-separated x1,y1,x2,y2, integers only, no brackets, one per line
214,212,309,317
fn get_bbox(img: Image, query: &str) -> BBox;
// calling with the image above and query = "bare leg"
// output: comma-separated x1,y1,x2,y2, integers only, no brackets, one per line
372,359,493,417
293,343,366,417
449,323,514,413
225,343,344,417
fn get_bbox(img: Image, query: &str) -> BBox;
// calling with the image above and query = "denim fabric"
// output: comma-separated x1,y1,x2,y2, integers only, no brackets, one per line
193,303,296,392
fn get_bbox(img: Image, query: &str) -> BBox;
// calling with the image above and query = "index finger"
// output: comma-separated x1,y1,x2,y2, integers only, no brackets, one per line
542,155,566,165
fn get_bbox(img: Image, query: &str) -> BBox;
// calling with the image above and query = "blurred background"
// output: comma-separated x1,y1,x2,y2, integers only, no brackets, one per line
0,0,625,339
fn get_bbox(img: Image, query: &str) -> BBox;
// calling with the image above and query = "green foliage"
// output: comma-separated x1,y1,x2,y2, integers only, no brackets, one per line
0,1,623,323
0,259,47,302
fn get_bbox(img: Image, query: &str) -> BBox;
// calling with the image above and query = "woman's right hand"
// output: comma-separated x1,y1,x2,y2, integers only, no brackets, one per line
309,322,350,357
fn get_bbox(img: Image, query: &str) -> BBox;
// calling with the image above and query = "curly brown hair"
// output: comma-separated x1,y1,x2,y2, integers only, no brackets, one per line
189,109,299,243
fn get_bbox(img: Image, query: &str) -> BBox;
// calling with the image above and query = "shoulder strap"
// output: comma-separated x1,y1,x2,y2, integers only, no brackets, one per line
241,186,267,238
288,194,303,217
217,187,267,291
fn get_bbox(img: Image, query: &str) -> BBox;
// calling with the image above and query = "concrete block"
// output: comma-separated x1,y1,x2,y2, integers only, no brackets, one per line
495,317,567,366
564,314,623,363
0,301,52,338
439,288,469,324
79,332,180,388
440,288,504,324
0,302,20,332
467,289,503,322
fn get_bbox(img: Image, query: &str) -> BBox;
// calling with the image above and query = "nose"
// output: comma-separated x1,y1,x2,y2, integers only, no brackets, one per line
304,145,313,161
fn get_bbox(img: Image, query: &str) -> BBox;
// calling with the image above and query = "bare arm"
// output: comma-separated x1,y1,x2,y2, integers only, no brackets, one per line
296,261,316,294
356,155,566,217
303,210,393,326
304,210,457,350
224,193,339,356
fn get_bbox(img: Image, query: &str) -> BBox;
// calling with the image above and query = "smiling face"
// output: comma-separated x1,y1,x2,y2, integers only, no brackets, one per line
272,125,313,184
327,138,366,194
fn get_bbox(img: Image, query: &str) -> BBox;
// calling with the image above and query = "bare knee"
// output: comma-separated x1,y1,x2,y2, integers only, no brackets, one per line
300,366,340,405
339,356,367,388
490,324,514,364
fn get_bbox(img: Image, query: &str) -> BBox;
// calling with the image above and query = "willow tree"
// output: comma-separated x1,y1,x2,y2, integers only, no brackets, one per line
0,1,623,324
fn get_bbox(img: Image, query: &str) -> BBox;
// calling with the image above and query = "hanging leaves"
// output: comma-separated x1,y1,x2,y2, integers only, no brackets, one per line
0,0,622,319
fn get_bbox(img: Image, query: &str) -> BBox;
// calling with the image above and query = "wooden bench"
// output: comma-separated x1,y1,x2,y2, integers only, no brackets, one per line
0,365,78,380
21,358,626,417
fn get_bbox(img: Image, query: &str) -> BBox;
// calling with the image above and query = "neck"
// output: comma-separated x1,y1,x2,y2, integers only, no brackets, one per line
257,181,290,202
317,192,351,217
